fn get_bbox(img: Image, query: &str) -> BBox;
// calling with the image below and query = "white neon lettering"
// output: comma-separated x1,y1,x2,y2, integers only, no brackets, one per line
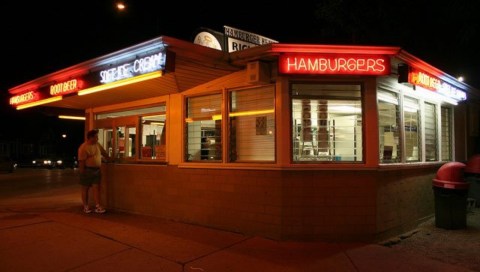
100,52,165,83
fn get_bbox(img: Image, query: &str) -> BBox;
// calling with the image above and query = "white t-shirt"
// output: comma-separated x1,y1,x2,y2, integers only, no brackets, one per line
78,142,103,168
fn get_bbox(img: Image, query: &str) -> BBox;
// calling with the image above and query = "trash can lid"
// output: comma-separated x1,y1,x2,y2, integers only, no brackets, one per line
465,154,480,174
434,161,466,183
433,179,469,189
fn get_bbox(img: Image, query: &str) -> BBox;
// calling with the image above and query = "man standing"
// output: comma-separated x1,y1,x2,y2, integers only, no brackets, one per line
78,129,110,214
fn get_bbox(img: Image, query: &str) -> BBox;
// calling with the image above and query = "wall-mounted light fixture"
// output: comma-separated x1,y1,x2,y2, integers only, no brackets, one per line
16,96,62,110
78,71,162,96
59,115,86,120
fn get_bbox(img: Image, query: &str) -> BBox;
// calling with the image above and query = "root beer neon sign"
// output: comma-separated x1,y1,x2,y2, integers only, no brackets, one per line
50,79,83,96
279,53,390,75
408,69,467,101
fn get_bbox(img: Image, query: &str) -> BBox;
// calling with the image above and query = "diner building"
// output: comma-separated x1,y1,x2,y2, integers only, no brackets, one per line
8,28,480,242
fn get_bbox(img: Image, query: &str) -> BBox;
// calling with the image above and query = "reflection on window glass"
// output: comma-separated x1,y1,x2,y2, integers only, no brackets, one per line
404,96,421,162
229,86,275,162
141,115,166,160
424,102,437,161
185,94,222,162
291,83,362,163
378,91,401,163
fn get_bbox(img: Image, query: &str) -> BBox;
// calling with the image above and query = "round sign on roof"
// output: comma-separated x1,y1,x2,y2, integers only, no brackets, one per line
193,31,222,50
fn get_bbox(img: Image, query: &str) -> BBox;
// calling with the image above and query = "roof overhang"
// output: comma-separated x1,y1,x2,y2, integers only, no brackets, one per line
9,36,238,111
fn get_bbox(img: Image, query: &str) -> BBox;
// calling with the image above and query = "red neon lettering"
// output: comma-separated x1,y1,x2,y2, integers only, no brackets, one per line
356,59,366,71
50,79,82,96
9,91,38,105
279,54,390,75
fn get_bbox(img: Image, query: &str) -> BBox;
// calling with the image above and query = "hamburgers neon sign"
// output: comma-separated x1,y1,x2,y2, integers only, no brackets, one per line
279,53,390,75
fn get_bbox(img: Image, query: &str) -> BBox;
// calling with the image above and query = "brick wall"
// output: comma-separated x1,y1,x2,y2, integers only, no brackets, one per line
102,164,438,242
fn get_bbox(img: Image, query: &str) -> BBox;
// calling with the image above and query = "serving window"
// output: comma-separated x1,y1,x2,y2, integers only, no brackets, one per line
94,104,167,163
291,83,363,163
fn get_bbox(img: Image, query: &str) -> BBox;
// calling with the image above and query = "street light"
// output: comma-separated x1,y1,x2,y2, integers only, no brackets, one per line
116,1,126,11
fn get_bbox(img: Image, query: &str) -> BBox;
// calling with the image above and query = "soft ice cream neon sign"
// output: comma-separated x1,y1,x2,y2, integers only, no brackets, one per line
409,69,466,101
279,53,390,75
100,52,166,83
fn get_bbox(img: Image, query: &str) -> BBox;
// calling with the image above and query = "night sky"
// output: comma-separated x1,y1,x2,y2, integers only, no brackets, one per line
1,0,479,138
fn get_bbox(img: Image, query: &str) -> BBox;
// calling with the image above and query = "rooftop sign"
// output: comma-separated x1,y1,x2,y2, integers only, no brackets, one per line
224,25,278,52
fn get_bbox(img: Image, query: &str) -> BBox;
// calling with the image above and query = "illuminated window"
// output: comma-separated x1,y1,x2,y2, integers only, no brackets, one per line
141,114,166,161
115,126,133,159
291,83,363,163
378,90,401,163
229,85,275,162
403,96,421,162
424,102,437,161
441,106,452,161
185,93,222,162
95,105,166,163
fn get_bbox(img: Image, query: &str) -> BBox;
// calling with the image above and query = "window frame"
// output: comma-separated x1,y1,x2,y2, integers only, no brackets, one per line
289,81,365,164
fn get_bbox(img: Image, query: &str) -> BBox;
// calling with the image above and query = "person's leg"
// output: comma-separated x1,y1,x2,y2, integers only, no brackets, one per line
92,182,106,213
92,184,101,207
81,186,89,206
81,185,92,213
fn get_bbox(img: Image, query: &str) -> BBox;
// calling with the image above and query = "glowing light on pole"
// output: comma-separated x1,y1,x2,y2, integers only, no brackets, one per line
116,2,126,11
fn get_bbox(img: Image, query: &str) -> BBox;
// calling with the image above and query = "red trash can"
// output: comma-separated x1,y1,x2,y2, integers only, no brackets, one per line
432,162,469,229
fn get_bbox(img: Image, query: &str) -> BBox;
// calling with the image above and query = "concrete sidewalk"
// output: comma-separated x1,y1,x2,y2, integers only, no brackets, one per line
0,207,473,272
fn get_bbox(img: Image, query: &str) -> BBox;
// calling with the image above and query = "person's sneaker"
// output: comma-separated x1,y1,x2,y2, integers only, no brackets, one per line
83,206,92,214
95,205,106,214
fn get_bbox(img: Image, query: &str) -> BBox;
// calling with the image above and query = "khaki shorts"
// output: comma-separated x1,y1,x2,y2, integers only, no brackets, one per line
79,167,101,186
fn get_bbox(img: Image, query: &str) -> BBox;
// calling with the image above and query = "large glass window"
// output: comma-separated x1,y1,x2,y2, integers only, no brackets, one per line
229,85,275,162
378,91,401,163
291,83,363,162
403,96,421,162
185,93,222,162
377,85,455,164
424,102,437,161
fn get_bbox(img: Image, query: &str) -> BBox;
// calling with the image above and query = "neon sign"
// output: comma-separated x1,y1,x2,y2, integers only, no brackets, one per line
50,79,83,96
409,69,466,101
100,52,166,84
9,91,39,106
279,53,390,75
